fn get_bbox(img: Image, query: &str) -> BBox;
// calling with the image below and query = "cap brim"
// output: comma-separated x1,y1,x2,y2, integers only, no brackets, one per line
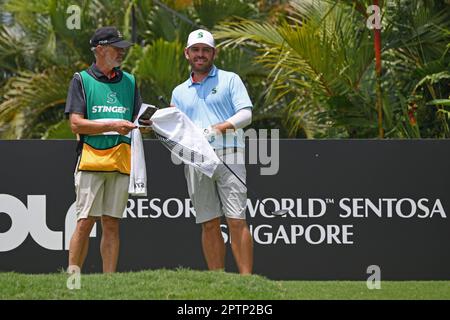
110,40,133,48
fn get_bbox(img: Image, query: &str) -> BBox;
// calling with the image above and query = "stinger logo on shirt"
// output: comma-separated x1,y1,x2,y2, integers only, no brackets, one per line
92,106,129,114
106,91,118,104
211,87,217,94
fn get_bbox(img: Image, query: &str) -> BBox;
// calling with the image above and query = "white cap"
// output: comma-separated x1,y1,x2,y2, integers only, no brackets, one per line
186,29,215,49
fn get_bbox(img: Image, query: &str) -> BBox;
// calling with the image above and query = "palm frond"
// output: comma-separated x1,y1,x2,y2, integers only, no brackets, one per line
130,39,189,102
145,4,193,43
214,21,284,48
0,65,80,138
0,25,27,74
193,0,257,29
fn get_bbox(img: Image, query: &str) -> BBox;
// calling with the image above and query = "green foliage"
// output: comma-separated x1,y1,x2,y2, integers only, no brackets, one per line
144,4,193,44
193,0,257,29
428,99,450,107
216,2,378,138
0,0,137,138
0,66,81,138
42,118,75,139
0,0,449,139
126,39,189,103
215,0,450,138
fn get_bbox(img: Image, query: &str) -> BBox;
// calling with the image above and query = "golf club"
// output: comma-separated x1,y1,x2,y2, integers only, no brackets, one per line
220,160,288,216
158,96,288,217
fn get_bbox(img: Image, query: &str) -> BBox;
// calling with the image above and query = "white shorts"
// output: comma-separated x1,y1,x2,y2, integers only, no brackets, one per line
184,148,247,224
74,171,129,221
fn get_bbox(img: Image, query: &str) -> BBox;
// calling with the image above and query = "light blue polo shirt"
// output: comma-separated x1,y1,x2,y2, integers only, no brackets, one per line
171,65,252,149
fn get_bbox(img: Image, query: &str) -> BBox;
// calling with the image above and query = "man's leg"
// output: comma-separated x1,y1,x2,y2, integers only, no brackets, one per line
185,164,224,270
216,150,252,274
202,217,225,270
68,218,96,270
226,218,253,275
100,215,120,273
79,233,90,268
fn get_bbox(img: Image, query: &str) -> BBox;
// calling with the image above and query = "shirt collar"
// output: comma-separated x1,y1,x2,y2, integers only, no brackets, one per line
188,65,217,87
89,63,121,81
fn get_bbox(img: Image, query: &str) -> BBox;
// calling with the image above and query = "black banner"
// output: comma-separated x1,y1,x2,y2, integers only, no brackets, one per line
0,140,449,280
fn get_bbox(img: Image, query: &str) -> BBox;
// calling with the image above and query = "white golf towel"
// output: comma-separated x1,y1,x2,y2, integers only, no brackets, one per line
151,107,220,178
128,104,151,196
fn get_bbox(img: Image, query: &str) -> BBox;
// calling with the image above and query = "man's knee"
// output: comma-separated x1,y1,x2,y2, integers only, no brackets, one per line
226,218,248,232
75,218,96,236
202,218,221,233
101,216,120,234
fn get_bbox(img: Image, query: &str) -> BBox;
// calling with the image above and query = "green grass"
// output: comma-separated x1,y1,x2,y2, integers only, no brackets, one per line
0,269,449,300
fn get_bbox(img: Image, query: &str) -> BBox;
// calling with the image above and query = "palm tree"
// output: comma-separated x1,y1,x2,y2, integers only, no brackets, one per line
0,0,148,138
125,0,273,128
0,0,270,138
381,0,450,138
1,0,448,139
214,0,450,138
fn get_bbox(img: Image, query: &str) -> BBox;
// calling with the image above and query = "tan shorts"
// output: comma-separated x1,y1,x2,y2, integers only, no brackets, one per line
74,170,129,221
184,148,247,224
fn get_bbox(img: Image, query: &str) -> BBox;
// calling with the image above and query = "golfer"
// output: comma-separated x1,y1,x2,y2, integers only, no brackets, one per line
65,26,148,273
171,29,254,274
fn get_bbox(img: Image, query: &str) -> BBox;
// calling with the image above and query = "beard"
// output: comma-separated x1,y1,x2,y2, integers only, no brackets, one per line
190,58,213,73
106,55,122,68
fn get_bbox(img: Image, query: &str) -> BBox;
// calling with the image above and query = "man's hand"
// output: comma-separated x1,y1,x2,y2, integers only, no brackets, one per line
203,125,220,143
212,122,235,134
69,114,137,136
112,120,137,135
138,119,153,126
138,119,153,134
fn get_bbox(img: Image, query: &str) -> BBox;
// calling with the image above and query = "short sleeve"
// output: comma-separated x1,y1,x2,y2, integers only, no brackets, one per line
65,73,86,117
170,89,181,109
230,73,253,113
